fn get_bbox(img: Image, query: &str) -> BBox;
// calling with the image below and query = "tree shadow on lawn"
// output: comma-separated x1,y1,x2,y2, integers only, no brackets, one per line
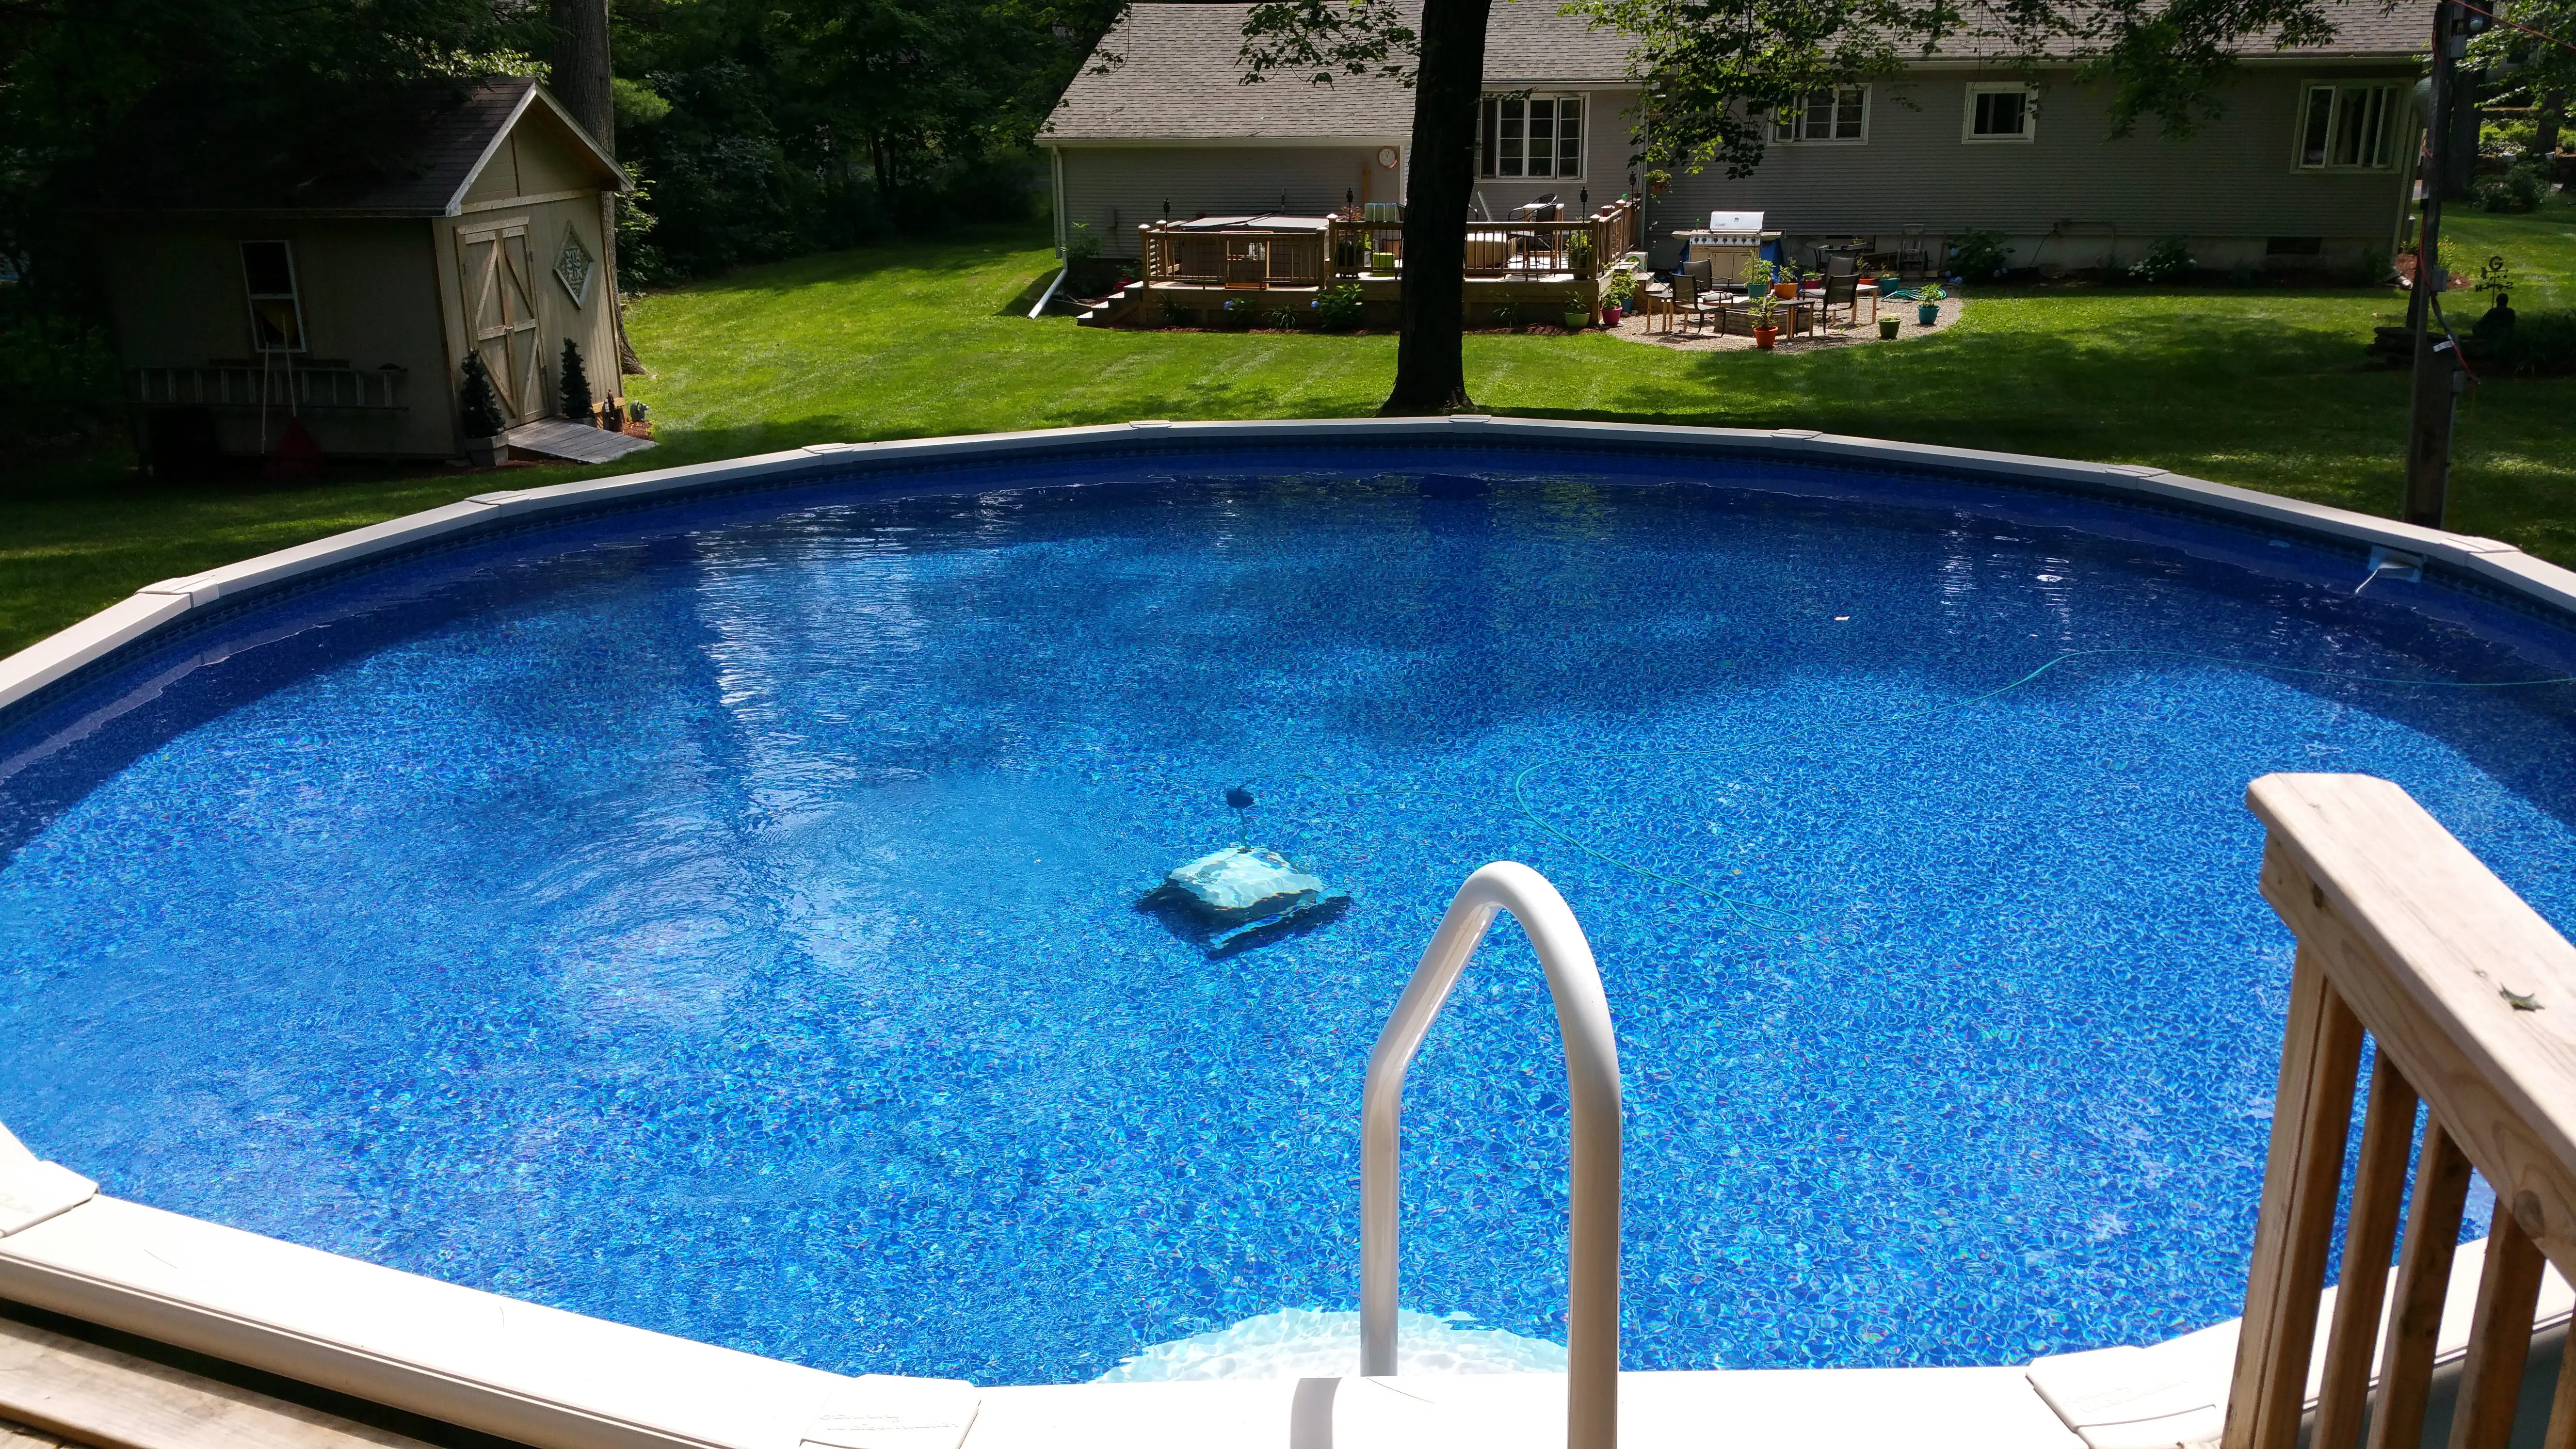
1567,309,2406,450
656,227,1053,299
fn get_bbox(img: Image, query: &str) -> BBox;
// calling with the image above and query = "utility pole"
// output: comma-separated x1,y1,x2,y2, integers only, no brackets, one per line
2402,0,2484,528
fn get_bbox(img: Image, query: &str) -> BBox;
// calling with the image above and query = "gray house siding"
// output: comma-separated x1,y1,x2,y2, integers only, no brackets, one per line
1056,145,1399,258
1652,64,2418,270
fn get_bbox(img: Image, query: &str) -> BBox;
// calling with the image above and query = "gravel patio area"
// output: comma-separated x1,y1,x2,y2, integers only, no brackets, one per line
1602,294,1964,352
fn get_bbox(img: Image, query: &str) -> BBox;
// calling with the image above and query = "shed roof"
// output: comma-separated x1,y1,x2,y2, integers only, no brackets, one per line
96,77,624,218
1043,0,2428,143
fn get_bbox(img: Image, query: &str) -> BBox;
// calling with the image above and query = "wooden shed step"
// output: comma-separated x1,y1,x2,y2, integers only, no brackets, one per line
0,1315,429,1449
501,419,658,465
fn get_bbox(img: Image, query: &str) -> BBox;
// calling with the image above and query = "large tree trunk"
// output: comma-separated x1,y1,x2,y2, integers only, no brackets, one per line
2539,90,2565,168
1380,0,1492,415
552,0,644,375
550,0,614,152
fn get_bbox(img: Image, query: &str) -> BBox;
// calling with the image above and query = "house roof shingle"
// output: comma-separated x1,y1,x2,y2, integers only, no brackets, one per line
1044,0,2428,143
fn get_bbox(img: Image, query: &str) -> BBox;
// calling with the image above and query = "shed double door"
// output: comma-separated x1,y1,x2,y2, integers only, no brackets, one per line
456,222,546,426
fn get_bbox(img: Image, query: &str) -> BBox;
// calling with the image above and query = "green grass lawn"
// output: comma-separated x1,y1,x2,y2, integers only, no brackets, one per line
4,197,2571,659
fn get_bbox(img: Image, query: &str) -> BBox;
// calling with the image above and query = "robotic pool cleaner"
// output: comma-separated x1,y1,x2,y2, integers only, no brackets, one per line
1144,786,1350,956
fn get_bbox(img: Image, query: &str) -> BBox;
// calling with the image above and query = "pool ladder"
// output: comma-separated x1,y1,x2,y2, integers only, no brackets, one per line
1359,862,1622,1449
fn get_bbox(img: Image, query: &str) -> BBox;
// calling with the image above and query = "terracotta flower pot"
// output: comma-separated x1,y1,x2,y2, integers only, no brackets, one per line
1754,325,1779,350
1772,281,1799,300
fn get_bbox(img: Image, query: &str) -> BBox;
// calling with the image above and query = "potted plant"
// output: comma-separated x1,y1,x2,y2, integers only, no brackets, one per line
1601,269,1633,325
1915,282,1947,326
1562,306,1591,329
1742,274,1785,349
1567,231,1596,280
1643,169,1671,197
458,354,506,466
1878,315,1900,340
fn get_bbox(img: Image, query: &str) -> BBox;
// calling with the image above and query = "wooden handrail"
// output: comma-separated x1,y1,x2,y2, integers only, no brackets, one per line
2225,773,2576,1449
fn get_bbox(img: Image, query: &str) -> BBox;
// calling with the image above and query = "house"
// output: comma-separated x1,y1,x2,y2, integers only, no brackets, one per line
90,77,628,469
1040,1,2430,275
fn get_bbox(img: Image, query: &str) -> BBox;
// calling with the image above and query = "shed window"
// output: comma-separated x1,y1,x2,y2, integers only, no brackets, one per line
1964,83,2036,143
240,240,305,353
1772,87,1869,143
2297,83,2400,169
1479,95,1584,178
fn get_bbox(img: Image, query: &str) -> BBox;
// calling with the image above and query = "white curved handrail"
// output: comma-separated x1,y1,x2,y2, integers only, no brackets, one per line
1360,861,1622,1449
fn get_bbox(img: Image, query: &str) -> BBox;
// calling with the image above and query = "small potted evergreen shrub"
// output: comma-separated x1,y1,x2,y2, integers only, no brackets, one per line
559,340,594,423
458,354,506,465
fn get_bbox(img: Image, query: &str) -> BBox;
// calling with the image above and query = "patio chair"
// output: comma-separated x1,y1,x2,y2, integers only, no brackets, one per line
1819,271,1862,328
1670,275,1717,335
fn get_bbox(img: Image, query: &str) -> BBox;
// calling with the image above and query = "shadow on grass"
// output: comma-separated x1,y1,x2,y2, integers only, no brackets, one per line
664,224,1056,298
991,266,1067,317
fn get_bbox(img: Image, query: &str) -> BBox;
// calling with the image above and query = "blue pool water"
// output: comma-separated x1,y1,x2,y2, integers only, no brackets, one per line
3,447,2575,1384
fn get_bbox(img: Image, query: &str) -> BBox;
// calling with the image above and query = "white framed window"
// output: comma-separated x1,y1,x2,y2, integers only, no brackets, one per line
2296,82,2401,169
1772,86,1869,143
1479,94,1584,178
239,240,306,353
1963,82,2036,143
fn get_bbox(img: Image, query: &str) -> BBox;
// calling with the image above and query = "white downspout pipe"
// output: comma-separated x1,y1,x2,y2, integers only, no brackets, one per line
1029,268,1069,320
1359,861,1622,1449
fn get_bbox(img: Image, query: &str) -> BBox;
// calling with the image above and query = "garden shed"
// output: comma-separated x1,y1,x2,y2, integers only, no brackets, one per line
90,77,628,468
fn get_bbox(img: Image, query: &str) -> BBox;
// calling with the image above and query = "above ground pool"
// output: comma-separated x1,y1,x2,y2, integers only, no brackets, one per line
4,442,2574,1385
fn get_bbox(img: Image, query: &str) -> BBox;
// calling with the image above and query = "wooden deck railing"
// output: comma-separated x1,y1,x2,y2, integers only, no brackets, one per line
1327,197,1642,280
1138,223,1328,289
2226,773,2576,1449
1136,199,1641,289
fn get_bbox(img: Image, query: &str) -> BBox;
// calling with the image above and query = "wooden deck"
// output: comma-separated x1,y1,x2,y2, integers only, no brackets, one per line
1096,199,1644,329
0,1313,436,1449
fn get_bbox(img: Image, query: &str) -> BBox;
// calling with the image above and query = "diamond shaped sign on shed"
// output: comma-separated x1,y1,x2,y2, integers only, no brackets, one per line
553,225,596,306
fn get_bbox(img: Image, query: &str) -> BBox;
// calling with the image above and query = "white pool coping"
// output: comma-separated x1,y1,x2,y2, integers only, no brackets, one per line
4,418,2576,1448
6,416,2575,721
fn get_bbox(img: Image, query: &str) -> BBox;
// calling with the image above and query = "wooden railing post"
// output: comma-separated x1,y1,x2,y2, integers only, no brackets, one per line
2312,1054,2419,1449
2223,947,2366,1449
2454,1203,2547,1449
2367,1124,2471,1449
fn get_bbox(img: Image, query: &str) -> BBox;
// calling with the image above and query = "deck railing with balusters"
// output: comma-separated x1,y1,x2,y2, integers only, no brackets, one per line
1137,223,1328,289
1325,197,1641,280
2226,773,2576,1449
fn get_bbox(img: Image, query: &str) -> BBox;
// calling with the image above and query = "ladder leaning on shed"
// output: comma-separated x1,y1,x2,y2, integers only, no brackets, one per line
2226,773,2576,1449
